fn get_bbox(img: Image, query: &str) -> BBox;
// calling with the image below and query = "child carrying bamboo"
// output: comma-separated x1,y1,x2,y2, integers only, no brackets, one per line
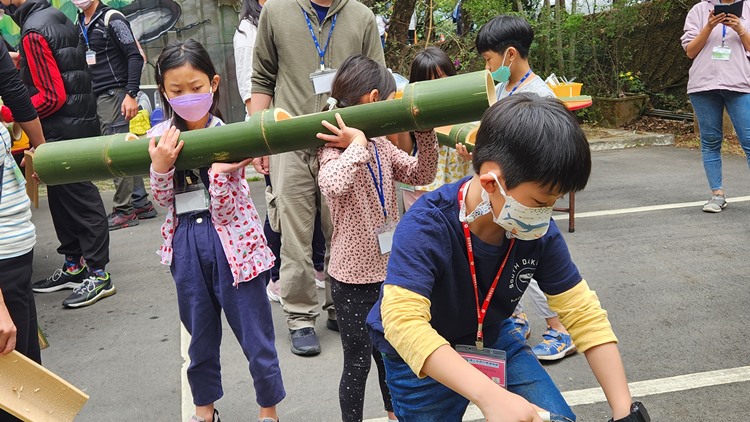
316,54,438,422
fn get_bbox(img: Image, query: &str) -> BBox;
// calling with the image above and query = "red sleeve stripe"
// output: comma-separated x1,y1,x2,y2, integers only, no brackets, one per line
23,33,66,119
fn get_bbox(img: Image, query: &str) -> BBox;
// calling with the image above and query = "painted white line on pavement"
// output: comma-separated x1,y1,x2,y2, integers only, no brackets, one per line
553,195,750,221
181,325,192,421
362,365,750,422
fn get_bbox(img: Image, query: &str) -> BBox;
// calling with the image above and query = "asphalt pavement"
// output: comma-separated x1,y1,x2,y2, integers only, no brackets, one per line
28,143,750,422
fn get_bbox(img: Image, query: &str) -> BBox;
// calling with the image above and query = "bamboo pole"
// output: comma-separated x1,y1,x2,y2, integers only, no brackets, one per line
435,123,478,152
34,71,495,186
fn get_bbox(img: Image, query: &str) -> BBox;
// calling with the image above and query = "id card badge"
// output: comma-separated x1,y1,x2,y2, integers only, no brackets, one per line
456,344,507,388
375,221,397,254
310,68,337,95
712,46,732,61
85,49,97,65
174,184,210,215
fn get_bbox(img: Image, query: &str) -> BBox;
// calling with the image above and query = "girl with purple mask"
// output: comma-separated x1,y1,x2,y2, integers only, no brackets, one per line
147,39,285,422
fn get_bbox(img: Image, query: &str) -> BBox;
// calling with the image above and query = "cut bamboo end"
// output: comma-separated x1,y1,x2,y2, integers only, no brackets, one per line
465,127,478,146
123,133,139,142
274,108,292,121
484,70,497,106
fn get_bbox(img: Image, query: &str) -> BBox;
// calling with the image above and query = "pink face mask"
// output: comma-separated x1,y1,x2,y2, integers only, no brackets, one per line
166,88,214,122
72,0,93,9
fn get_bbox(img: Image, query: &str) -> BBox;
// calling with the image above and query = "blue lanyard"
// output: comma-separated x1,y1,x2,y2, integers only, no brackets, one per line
301,7,338,70
365,142,387,220
508,69,533,96
80,20,91,48
722,24,727,47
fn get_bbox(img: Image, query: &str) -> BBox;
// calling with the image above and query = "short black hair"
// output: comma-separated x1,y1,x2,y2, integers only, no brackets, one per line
472,93,591,194
409,46,457,83
475,15,534,58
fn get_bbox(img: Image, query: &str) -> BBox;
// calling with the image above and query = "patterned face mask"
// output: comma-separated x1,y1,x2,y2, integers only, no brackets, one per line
459,173,553,240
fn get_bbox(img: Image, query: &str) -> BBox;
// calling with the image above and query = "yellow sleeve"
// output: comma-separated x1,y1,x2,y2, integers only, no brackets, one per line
545,280,618,353
381,284,450,378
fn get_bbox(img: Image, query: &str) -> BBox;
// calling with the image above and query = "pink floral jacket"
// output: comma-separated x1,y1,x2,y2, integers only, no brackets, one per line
148,118,274,285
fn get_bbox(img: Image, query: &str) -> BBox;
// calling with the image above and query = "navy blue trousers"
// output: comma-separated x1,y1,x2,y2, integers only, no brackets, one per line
171,212,285,407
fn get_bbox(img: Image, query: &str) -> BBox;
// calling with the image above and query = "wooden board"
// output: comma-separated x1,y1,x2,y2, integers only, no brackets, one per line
23,151,38,209
0,351,88,422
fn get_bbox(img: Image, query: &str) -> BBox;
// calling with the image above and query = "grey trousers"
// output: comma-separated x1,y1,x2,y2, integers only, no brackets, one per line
96,88,150,214
269,148,335,330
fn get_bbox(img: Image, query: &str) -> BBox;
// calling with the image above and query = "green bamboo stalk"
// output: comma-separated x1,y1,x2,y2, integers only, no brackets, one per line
34,71,495,186
435,122,479,152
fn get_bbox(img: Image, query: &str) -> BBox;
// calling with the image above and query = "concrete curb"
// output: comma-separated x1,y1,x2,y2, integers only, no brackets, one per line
584,128,675,151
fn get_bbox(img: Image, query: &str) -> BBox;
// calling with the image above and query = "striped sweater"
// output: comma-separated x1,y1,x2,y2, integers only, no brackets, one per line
0,126,35,259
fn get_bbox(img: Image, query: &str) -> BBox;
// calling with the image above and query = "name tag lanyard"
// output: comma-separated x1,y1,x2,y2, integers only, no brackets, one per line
508,69,533,97
723,24,727,47
366,142,387,221
458,181,516,350
302,8,338,71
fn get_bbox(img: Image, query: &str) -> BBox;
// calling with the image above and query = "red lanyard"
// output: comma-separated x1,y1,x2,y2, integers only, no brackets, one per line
458,181,515,350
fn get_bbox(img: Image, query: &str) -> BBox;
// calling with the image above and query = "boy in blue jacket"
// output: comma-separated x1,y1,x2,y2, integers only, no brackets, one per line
367,94,649,422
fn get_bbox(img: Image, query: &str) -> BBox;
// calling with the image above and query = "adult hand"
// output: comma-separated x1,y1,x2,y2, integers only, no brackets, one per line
252,156,269,175
148,126,184,174
708,11,726,29
121,95,139,121
8,51,19,67
316,113,367,149
211,157,254,175
455,143,473,161
723,13,745,35
0,298,17,356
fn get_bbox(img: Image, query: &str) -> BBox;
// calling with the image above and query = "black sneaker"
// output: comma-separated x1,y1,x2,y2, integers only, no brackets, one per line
134,203,158,219
289,327,321,356
62,272,116,308
32,267,86,293
326,318,339,332
108,211,139,231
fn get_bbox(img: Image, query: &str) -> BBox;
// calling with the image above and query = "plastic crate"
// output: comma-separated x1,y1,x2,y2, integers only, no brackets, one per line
549,82,583,98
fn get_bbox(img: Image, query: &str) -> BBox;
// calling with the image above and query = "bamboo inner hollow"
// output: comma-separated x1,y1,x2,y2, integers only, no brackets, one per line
485,71,497,106
274,109,293,121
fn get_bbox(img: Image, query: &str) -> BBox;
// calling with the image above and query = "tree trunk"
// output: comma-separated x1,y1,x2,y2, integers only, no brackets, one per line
542,0,552,76
556,0,565,74
425,0,433,47
34,71,496,185
568,0,577,68
384,0,417,67
515,0,524,12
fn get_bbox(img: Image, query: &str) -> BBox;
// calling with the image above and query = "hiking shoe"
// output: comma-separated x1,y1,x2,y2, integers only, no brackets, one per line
266,280,282,304
532,327,576,361
62,272,116,308
189,409,220,422
134,203,158,219
32,267,86,293
108,211,139,230
703,194,727,213
326,318,339,332
289,327,321,356
314,269,326,289
511,312,531,340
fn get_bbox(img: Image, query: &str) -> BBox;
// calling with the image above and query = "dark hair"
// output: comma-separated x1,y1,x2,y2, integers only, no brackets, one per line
238,0,262,29
475,15,534,58
325,54,396,110
155,39,223,131
472,93,591,194
409,46,457,83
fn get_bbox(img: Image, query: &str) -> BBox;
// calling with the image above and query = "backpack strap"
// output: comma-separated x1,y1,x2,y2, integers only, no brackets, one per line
103,9,125,27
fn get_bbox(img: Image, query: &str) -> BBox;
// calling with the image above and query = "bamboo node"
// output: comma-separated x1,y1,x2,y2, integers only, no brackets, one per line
411,106,420,117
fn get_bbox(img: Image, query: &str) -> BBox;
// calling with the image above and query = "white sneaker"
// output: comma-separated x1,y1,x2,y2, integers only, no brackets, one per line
266,280,282,304
314,270,326,289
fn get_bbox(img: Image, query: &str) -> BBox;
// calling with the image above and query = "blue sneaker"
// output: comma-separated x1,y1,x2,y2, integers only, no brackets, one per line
532,327,576,361
510,312,531,340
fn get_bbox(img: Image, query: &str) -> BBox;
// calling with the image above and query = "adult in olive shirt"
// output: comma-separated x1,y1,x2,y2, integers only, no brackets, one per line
251,0,384,356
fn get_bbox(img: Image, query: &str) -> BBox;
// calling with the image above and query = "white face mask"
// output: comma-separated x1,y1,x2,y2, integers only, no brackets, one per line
73,0,93,10
459,173,553,240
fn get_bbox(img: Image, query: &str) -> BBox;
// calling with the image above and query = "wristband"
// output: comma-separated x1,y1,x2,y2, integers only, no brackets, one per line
608,401,650,422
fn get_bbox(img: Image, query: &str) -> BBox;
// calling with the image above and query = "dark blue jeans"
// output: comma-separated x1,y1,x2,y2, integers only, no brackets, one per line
382,318,575,421
171,212,285,407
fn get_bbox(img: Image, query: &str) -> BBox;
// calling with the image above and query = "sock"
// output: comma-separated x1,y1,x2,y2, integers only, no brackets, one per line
89,268,107,279
64,256,83,273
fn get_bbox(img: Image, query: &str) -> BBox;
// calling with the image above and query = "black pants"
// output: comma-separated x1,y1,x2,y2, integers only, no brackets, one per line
331,278,393,421
47,182,109,269
0,250,40,422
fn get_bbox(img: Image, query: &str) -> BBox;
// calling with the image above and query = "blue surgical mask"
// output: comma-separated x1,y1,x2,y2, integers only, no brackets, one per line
491,51,512,83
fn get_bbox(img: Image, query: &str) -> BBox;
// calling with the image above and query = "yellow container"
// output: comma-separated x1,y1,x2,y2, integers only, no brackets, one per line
549,82,583,98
